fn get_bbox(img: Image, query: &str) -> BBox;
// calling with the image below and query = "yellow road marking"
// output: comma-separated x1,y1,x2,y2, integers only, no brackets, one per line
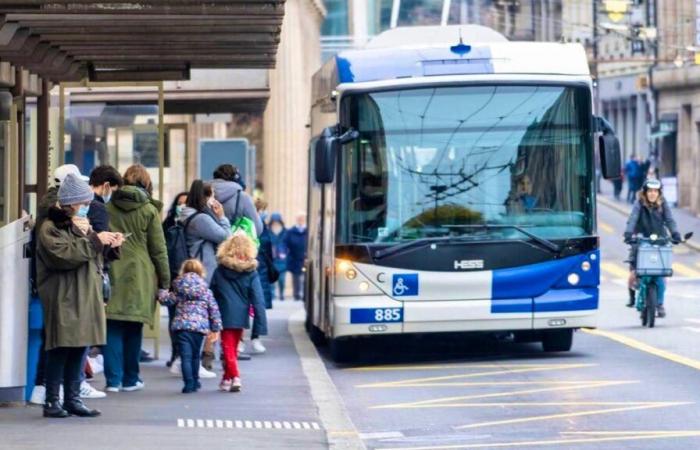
695,261,700,269
359,380,623,388
673,262,700,278
376,430,700,450
357,364,592,388
371,381,634,409
349,363,592,372
598,222,614,234
454,402,690,430
674,245,690,255
358,364,595,388
584,328,700,371
600,261,629,278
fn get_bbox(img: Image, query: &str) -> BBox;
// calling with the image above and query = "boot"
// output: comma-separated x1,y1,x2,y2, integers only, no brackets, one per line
626,289,635,308
63,381,101,417
657,305,666,318
43,382,69,418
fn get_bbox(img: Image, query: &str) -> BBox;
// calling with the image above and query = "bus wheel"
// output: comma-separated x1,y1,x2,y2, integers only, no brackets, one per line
330,337,355,363
542,329,573,352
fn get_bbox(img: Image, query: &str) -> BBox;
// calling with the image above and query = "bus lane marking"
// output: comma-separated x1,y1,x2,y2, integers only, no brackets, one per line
454,401,690,429
598,221,614,234
600,262,629,279
350,363,594,372
369,380,635,409
375,429,700,450
672,262,700,278
584,328,700,371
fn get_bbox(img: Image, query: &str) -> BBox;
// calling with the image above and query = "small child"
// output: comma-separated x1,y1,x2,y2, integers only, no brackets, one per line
210,233,267,392
159,259,222,393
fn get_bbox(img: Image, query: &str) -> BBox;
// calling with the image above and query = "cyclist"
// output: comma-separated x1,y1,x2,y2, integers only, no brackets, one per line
623,178,681,317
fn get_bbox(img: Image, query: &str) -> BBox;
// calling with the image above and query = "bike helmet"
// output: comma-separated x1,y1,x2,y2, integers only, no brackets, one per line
642,178,662,192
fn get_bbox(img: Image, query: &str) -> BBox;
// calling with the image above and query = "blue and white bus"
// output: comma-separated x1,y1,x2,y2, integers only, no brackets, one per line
305,25,621,361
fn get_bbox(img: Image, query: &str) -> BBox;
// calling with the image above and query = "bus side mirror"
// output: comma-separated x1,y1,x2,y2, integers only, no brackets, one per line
314,127,359,184
599,134,622,180
314,128,340,184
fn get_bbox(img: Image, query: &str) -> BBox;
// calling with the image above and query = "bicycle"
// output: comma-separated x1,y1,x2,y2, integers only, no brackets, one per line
629,232,693,328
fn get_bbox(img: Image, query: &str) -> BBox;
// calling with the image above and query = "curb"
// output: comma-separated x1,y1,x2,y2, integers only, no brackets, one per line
598,196,700,252
288,309,367,450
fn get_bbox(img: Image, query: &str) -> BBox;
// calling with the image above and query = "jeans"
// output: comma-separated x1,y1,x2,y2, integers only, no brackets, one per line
175,331,204,391
292,272,304,300
104,319,143,388
46,346,85,401
221,329,244,380
276,271,287,300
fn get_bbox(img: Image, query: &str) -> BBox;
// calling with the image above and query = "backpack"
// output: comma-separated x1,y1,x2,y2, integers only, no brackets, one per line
164,212,201,279
222,189,260,247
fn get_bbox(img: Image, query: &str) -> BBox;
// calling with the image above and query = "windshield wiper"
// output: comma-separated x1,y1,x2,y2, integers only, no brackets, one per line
447,224,561,254
373,235,473,260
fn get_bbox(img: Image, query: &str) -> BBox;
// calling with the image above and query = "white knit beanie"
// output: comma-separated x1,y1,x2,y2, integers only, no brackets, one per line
58,173,94,206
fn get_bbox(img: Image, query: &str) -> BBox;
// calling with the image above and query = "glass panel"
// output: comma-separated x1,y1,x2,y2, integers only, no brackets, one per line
338,85,593,244
397,0,443,26
62,84,164,204
162,127,188,216
322,0,349,36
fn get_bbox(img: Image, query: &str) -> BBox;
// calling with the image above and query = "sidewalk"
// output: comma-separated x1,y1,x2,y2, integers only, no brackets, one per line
0,303,330,450
598,179,700,251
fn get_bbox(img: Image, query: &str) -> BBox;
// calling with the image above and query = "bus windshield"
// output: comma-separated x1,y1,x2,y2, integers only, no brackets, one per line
337,84,593,244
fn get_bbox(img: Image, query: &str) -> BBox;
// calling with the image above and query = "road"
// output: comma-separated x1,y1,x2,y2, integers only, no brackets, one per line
3,201,700,450
321,201,700,450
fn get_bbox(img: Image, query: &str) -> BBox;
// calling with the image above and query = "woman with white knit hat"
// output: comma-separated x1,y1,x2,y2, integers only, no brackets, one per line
35,174,124,418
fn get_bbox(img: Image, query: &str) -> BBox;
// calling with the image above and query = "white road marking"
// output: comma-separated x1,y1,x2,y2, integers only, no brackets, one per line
685,319,700,325
177,418,321,431
683,327,700,334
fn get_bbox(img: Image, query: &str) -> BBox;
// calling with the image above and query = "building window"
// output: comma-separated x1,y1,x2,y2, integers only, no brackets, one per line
322,0,349,36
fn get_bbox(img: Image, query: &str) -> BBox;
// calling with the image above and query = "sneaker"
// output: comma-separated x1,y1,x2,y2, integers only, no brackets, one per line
79,381,107,399
238,341,246,353
169,358,181,376
219,378,232,392
105,385,121,393
122,381,144,392
139,350,155,363
238,352,252,361
29,385,46,405
230,377,242,392
199,365,216,379
250,338,266,354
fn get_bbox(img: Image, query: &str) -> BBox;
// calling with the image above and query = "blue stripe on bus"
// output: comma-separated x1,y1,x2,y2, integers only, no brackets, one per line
492,251,599,300
533,288,598,312
491,298,532,313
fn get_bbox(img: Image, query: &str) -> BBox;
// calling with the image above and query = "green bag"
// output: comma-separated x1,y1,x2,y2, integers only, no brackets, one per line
231,216,259,248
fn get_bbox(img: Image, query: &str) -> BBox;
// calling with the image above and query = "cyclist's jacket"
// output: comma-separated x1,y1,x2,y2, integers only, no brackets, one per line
625,195,678,238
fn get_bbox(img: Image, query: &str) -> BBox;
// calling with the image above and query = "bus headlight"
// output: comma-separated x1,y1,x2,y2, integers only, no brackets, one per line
336,260,356,280
346,269,357,280
581,261,591,272
567,273,580,286
359,281,370,292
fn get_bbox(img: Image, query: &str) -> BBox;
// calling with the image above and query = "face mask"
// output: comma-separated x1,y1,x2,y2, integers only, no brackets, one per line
271,224,282,234
102,188,112,204
77,205,90,218
175,205,184,215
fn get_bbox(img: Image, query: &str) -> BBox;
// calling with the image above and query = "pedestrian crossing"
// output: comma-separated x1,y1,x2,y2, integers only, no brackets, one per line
177,418,322,431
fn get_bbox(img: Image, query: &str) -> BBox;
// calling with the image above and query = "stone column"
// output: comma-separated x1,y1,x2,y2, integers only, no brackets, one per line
263,0,325,223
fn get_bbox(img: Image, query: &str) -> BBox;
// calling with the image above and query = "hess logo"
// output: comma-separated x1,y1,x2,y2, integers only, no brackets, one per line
454,259,484,270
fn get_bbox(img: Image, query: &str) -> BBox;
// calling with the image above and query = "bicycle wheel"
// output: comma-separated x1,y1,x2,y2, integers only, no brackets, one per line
646,283,657,328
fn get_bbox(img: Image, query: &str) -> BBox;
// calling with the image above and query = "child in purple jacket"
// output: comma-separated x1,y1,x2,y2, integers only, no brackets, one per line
159,259,222,393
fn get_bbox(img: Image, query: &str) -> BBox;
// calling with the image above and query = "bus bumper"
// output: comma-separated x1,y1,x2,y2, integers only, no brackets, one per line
332,295,598,338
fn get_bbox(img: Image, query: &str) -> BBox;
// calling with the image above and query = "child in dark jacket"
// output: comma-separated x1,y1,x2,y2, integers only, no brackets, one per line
210,233,267,393
159,259,222,393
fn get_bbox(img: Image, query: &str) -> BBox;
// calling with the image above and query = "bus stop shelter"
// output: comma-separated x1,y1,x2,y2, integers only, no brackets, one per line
0,0,285,405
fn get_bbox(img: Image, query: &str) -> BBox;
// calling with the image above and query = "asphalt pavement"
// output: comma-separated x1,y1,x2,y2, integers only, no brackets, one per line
320,200,700,450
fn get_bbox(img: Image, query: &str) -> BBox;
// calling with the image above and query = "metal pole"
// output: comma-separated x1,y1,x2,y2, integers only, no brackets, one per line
58,85,65,163
37,79,49,199
390,0,401,28
592,0,600,115
158,81,165,202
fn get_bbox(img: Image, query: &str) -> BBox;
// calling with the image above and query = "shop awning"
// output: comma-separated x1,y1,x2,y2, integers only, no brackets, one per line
0,1,285,81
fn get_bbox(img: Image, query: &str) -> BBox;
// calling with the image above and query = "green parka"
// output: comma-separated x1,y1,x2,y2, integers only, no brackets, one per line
106,186,170,326
36,207,107,351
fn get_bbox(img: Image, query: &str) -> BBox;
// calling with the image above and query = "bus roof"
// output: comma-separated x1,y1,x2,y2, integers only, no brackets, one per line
335,42,590,84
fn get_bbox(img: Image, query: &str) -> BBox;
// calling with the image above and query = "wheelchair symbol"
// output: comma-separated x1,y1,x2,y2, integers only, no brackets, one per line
393,277,409,296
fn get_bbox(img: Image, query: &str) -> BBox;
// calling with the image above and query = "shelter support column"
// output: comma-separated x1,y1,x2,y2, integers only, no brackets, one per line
263,0,325,222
